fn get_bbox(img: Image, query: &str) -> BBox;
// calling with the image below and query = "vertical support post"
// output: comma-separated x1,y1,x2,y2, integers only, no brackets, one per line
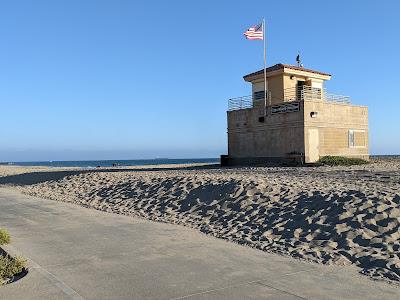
263,19,267,116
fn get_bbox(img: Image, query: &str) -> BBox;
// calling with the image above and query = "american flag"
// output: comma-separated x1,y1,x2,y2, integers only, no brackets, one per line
244,23,263,40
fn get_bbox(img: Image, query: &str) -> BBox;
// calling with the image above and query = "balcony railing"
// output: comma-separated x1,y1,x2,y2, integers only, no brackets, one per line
228,95,253,111
283,86,350,104
228,86,350,111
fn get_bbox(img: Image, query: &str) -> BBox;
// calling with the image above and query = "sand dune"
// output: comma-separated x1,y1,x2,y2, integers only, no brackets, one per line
1,158,399,284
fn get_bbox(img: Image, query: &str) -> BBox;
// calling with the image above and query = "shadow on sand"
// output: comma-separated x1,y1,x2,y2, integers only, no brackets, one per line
0,164,222,186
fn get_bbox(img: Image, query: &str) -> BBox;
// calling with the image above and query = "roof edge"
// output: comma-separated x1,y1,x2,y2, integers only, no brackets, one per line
243,63,331,81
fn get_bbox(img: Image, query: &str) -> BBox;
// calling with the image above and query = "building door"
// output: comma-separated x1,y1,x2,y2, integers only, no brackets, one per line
308,129,319,162
297,81,306,101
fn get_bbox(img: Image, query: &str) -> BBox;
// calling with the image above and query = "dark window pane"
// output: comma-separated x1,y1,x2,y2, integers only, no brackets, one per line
254,91,265,100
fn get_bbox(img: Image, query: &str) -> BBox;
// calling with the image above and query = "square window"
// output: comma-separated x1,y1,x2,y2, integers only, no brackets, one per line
253,91,265,100
349,130,366,148
349,130,355,147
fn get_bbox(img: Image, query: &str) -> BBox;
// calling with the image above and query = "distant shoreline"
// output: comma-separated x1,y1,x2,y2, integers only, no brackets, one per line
1,155,399,168
0,158,220,168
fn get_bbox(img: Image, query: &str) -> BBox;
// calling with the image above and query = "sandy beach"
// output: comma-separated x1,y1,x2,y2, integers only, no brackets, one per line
0,158,399,284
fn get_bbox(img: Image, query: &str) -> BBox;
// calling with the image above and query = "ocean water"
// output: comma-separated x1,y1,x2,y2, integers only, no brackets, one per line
3,158,220,168
3,156,397,168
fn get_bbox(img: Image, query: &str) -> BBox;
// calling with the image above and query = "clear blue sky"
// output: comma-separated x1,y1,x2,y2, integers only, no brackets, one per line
1,0,399,162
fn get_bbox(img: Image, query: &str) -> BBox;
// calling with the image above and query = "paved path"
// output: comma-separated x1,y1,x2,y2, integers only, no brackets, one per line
0,188,398,300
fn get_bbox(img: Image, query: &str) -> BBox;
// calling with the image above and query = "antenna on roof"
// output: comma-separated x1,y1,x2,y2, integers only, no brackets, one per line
296,52,303,67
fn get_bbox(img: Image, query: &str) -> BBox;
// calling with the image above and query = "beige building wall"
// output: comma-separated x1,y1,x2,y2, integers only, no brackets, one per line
228,65,369,165
227,100,369,164
227,103,304,159
282,74,325,102
267,75,284,105
303,100,369,162
249,69,329,106
251,74,284,106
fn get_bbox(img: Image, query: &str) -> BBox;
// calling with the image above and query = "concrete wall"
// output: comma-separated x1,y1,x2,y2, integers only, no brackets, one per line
227,103,304,159
267,75,284,105
303,100,369,162
251,74,284,106
227,66,368,165
283,74,298,95
227,100,369,164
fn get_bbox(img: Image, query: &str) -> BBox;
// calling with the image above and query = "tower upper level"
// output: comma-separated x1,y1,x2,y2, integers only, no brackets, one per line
243,64,332,105
227,63,350,111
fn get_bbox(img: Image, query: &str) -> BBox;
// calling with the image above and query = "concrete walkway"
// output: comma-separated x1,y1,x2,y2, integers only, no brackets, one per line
0,188,398,300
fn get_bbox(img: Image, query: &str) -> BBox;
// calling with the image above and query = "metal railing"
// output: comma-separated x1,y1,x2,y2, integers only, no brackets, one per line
228,86,350,111
228,95,253,111
283,86,350,104
323,91,350,104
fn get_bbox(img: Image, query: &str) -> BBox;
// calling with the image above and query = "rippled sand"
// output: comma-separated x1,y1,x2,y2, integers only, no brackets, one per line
1,158,399,284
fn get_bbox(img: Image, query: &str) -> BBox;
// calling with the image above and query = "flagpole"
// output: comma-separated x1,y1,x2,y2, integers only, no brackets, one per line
263,18,267,116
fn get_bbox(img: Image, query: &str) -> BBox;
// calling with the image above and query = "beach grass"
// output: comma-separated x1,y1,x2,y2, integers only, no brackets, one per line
318,155,369,166
0,229,27,285
0,255,26,285
0,229,10,245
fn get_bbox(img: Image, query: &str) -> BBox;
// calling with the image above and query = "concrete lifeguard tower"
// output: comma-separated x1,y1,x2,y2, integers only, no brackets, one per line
221,63,369,165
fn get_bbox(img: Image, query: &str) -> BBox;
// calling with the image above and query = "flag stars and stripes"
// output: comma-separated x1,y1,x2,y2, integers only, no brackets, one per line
244,23,263,40
243,19,267,116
